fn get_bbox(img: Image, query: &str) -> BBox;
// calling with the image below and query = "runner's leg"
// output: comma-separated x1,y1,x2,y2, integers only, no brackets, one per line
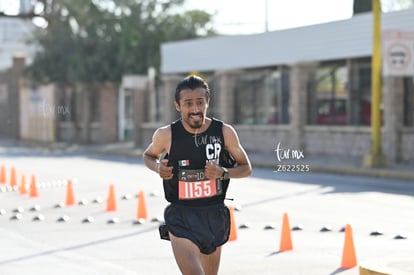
169,233,204,275
200,246,222,275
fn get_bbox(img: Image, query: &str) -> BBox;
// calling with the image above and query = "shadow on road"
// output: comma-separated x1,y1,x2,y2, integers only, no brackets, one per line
0,225,158,265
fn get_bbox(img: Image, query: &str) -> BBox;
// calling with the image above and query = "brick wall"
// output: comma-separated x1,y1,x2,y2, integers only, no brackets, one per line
236,125,292,154
99,82,118,143
304,126,371,157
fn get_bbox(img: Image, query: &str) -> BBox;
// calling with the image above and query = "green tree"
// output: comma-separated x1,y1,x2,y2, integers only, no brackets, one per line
27,0,216,85
353,0,372,14
382,0,414,11
353,0,414,14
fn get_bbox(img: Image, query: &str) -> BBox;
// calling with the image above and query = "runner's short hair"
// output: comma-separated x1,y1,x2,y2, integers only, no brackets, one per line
175,75,210,104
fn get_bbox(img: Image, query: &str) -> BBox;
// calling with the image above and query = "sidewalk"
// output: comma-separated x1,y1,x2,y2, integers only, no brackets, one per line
7,140,413,182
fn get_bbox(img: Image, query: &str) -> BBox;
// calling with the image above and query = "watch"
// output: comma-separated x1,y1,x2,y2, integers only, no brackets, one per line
221,167,230,180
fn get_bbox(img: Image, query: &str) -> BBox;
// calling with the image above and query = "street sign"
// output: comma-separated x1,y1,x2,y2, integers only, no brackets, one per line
382,30,414,77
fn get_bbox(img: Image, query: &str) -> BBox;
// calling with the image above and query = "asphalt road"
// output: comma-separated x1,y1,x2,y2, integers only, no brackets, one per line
1,146,413,275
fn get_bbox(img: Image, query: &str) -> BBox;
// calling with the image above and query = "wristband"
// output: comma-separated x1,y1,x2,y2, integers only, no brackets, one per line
220,167,229,180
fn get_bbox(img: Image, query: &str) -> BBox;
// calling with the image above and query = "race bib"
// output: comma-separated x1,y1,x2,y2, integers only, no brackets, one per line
178,169,222,200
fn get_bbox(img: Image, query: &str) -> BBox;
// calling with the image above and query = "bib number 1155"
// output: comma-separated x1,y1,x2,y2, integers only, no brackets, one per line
178,180,217,200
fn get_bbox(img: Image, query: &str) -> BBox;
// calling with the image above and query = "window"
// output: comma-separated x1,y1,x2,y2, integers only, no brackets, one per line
234,69,289,125
349,63,372,125
308,60,374,126
316,98,347,125
308,64,348,125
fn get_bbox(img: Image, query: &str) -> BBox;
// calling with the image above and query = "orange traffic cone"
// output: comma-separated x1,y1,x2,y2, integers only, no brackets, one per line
0,165,6,184
279,212,293,251
65,179,75,206
341,224,357,269
10,167,17,187
136,190,148,220
19,174,27,195
29,175,39,198
228,206,238,242
106,184,117,212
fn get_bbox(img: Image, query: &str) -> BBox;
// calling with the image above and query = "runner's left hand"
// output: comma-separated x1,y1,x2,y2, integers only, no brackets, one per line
204,162,223,179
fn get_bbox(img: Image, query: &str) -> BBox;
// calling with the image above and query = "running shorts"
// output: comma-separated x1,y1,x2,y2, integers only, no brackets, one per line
163,203,230,254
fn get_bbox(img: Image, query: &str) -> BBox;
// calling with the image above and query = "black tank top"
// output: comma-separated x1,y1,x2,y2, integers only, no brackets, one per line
163,118,231,206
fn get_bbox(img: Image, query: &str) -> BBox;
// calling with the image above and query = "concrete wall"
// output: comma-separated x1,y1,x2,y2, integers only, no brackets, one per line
304,126,370,157
236,125,291,154
57,83,118,144
401,129,414,163
97,82,118,143
19,81,56,142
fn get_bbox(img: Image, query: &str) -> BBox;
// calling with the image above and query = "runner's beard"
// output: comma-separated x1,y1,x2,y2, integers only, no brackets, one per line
187,112,204,129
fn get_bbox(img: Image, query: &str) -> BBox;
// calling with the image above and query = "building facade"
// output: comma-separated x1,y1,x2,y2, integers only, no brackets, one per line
149,8,414,164
0,17,37,140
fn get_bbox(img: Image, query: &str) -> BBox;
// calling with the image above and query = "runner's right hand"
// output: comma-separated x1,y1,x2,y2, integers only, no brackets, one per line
158,159,173,180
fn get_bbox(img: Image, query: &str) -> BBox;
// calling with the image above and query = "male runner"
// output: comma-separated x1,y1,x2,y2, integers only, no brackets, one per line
143,75,252,275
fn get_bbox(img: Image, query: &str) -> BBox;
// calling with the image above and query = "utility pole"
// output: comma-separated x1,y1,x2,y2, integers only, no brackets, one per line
363,0,388,167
